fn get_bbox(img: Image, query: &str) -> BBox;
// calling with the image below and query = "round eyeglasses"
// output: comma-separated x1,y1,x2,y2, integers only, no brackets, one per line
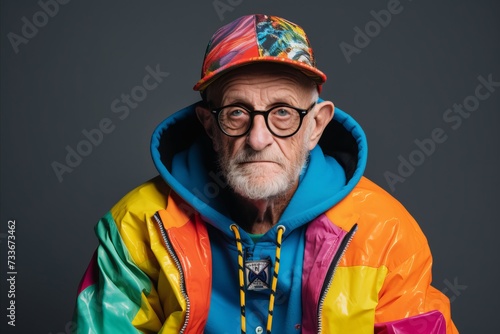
211,102,316,138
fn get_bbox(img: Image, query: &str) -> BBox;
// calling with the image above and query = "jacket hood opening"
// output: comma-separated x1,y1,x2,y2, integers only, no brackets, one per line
319,118,359,181
151,99,368,240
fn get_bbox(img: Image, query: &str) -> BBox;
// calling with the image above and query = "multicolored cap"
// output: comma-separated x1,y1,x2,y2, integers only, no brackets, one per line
193,14,327,91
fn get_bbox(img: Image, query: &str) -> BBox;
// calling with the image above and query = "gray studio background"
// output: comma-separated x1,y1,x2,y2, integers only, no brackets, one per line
1,0,499,333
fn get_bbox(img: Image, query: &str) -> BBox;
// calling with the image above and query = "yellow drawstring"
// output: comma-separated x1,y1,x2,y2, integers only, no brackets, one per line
230,224,286,334
266,225,285,334
230,224,246,334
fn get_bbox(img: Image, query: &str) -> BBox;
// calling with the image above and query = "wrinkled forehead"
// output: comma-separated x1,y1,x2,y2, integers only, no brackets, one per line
204,63,317,106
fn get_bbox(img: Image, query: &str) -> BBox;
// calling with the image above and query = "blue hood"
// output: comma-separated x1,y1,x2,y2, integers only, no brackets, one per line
150,99,368,242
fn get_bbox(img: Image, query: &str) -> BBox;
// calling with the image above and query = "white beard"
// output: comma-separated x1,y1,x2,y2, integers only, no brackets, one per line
218,132,311,201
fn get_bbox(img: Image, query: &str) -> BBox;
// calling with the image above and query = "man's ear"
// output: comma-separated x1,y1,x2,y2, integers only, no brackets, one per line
307,100,335,150
195,102,216,140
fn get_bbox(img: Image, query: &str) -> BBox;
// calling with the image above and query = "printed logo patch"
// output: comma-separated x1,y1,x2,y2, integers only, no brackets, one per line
245,259,270,290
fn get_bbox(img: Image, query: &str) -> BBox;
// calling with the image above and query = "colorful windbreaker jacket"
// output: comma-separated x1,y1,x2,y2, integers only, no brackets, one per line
74,100,458,333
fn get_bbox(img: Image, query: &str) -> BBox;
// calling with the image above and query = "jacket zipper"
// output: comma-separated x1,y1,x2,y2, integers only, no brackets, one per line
153,213,190,334
316,223,358,333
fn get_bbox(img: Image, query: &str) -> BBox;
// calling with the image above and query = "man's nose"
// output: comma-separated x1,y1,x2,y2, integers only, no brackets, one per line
246,114,274,151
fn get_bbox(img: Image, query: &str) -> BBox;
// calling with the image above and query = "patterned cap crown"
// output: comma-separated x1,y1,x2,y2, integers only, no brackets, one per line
193,14,326,91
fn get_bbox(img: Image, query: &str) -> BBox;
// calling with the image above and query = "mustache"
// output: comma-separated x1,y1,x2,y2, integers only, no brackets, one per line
231,148,285,165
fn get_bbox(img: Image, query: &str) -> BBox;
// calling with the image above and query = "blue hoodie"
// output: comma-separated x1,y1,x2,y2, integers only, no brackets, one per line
150,99,368,333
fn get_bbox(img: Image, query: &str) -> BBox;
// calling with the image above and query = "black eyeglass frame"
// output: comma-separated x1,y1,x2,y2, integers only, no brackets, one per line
210,102,316,138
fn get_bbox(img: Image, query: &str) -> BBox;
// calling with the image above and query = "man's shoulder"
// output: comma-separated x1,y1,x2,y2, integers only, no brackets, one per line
351,176,418,225
94,176,171,271
336,176,430,268
327,176,421,233
109,175,170,224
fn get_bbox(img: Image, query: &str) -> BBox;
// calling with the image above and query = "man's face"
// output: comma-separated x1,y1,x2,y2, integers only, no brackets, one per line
205,65,318,201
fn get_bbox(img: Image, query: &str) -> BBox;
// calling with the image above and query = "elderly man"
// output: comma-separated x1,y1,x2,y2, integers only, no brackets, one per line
74,14,458,333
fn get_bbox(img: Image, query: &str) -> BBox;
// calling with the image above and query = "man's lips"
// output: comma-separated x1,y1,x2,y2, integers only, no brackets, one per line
238,160,279,164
